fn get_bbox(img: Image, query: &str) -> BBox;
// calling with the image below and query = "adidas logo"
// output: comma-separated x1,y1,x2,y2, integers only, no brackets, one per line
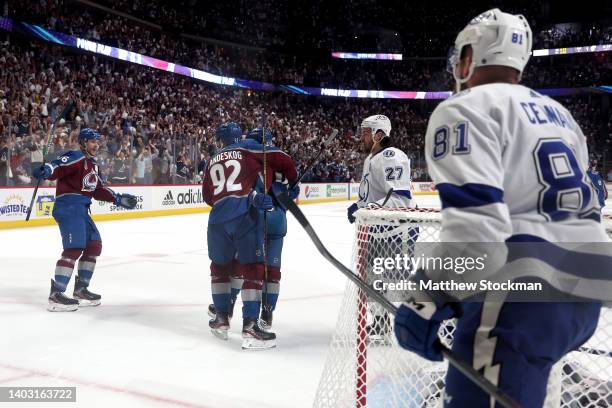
162,191,175,205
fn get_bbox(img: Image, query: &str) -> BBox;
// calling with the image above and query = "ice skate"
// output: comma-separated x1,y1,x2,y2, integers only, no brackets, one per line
48,279,79,312
209,312,230,341
73,276,101,307
207,297,236,321
259,304,273,332
242,317,276,350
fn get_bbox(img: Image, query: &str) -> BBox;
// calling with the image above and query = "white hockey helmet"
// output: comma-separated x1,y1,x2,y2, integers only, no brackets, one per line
449,8,532,90
361,114,391,139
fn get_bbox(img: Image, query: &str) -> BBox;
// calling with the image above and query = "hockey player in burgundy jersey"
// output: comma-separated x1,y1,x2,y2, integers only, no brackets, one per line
207,128,300,332
33,128,137,312
202,122,297,349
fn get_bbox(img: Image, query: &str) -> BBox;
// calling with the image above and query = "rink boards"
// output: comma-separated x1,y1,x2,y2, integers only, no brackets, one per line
0,182,440,229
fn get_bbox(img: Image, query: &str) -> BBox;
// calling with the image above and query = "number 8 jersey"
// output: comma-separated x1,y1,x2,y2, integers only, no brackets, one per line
202,139,297,224
425,83,608,243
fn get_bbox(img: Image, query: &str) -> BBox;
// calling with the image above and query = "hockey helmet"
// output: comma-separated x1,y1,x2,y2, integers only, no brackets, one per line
215,122,242,146
449,8,532,90
246,128,273,146
78,128,101,143
361,115,391,139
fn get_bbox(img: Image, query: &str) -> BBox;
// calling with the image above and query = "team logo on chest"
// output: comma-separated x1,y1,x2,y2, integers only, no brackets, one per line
82,168,99,192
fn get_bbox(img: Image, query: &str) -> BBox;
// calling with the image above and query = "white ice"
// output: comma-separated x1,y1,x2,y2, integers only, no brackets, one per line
0,195,609,408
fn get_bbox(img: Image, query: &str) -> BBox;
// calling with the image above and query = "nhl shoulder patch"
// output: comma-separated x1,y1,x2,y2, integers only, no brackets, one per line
383,149,395,158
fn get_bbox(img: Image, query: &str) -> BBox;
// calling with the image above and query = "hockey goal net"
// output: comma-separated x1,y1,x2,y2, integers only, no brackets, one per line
314,209,612,408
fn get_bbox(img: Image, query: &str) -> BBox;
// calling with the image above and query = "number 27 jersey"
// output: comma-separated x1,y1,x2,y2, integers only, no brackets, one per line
425,83,607,243
202,139,297,224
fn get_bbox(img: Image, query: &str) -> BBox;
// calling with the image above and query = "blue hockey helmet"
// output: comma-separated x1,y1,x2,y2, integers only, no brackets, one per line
78,128,101,143
246,128,273,145
215,122,242,146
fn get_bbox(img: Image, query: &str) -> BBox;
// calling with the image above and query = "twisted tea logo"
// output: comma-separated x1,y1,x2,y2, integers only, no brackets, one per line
0,194,29,217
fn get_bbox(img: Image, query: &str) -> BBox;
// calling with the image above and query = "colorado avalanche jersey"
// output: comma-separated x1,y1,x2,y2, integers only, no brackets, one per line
425,83,608,243
45,150,116,205
357,147,414,208
202,139,297,224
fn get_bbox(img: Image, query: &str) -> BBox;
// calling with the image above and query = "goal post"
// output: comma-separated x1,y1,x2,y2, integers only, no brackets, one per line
314,208,612,408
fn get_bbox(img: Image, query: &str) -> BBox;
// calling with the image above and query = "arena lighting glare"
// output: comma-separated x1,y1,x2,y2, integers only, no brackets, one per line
532,43,612,56
331,52,403,60
1,17,610,100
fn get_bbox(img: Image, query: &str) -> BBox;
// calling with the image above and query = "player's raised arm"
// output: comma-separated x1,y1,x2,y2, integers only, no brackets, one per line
35,150,81,181
425,100,511,242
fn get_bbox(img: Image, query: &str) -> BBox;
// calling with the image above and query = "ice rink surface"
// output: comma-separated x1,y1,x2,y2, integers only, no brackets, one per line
0,195,610,408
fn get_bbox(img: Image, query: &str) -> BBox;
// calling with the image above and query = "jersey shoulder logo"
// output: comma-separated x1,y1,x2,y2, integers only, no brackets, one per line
383,149,395,158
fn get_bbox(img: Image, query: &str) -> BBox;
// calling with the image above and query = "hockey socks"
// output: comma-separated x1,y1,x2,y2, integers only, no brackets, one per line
76,240,101,286
53,248,83,291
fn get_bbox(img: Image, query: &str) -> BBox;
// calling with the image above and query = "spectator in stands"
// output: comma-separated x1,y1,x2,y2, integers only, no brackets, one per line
0,138,9,186
110,150,129,184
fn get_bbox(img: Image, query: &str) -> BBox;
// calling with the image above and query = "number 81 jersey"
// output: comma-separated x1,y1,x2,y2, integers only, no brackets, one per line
425,83,607,243
202,139,297,224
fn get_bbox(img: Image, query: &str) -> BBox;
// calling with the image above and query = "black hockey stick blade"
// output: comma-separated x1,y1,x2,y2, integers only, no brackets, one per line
275,191,522,408
25,100,76,221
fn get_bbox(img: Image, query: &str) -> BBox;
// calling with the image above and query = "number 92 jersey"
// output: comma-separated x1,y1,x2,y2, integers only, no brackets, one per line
202,139,297,224
425,83,607,243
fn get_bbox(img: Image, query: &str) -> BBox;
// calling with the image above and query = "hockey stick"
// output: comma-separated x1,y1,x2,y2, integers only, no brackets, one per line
274,191,523,408
25,100,75,221
290,128,339,189
262,114,270,313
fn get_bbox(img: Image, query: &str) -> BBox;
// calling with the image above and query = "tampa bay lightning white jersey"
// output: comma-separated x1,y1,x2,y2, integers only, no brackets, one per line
357,147,414,208
425,83,608,243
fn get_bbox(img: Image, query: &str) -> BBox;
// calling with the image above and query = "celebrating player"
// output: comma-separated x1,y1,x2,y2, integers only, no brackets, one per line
394,9,608,407
208,128,299,331
33,128,137,312
346,114,416,341
202,122,297,349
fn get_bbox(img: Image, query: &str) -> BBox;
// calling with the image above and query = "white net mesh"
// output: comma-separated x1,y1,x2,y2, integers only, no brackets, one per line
314,208,612,408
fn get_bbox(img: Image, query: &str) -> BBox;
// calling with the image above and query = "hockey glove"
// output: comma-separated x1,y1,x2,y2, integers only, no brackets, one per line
249,191,274,210
288,185,300,200
115,193,138,209
394,292,461,361
33,164,53,180
347,203,359,223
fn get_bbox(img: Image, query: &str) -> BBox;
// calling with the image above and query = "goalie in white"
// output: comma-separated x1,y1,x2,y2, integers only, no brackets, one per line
347,114,417,341
393,8,609,408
